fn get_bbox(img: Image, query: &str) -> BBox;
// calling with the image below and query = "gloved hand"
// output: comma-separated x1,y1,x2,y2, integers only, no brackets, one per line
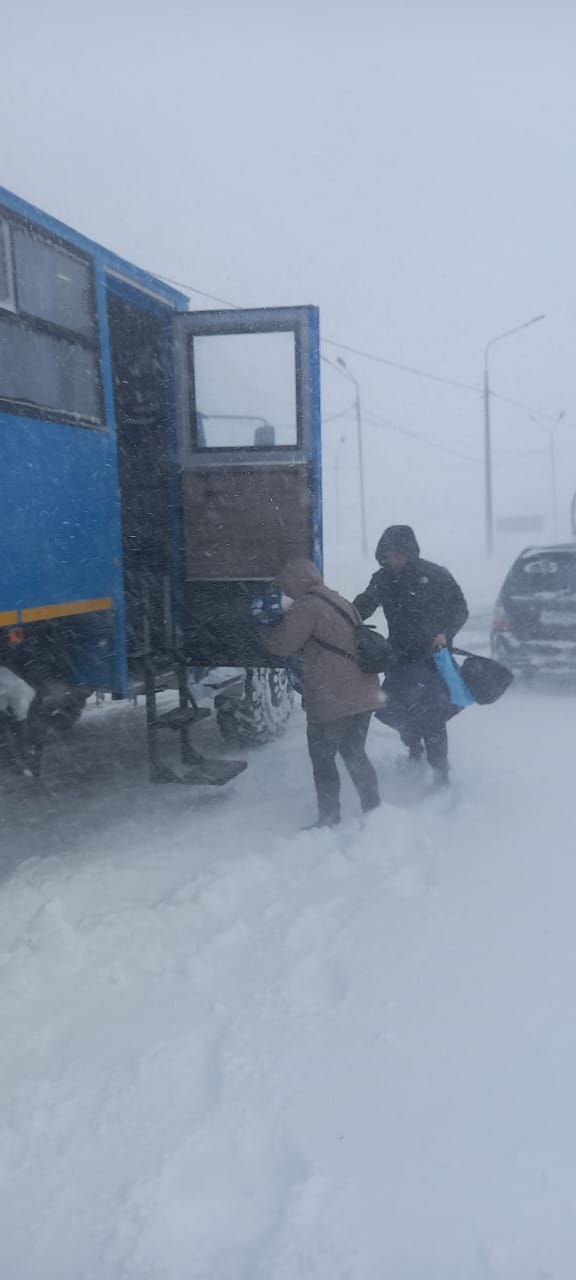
250,589,284,626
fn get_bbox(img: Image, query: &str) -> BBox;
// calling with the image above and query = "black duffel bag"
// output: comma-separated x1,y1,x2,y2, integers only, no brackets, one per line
452,648,513,705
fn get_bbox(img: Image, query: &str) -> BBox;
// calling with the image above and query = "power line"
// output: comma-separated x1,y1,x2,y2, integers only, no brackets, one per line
154,270,241,310
323,346,550,463
356,406,549,468
322,336,480,395
364,407,551,462
482,390,559,423
323,402,357,422
152,267,560,424
322,335,559,422
362,407,482,464
322,349,483,462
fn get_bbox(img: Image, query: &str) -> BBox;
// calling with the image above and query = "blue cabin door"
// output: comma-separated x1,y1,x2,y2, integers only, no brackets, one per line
173,305,322,667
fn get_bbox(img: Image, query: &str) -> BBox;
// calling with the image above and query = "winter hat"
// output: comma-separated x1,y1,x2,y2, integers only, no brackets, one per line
376,525,420,564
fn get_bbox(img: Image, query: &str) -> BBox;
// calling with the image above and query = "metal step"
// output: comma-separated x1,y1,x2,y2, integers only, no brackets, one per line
151,757,247,786
144,657,248,788
180,757,248,786
156,706,211,729
129,670,178,699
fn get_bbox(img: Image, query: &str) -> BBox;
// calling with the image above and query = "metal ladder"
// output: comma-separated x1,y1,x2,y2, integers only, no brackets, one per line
141,580,247,787
144,660,245,786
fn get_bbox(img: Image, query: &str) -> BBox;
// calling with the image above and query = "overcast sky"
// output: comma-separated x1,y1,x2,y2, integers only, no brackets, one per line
3,0,576,588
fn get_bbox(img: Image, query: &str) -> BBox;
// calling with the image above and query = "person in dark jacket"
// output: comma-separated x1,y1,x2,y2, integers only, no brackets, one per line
258,559,383,828
353,526,469,784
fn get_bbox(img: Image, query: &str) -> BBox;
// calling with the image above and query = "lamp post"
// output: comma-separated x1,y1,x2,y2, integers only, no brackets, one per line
483,314,545,556
549,411,566,541
333,356,369,558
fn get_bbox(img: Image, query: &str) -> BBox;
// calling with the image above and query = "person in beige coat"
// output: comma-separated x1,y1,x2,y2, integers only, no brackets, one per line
259,559,383,827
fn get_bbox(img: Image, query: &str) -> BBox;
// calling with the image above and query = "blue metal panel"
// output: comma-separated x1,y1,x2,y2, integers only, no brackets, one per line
0,187,325,692
0,187,190,695
0,414,117,609
59,612,116,691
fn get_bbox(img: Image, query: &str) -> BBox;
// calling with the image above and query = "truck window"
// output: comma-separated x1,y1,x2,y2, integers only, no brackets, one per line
13,227,96,338
0,218,15,309
192,330,298,449
0,213,103,424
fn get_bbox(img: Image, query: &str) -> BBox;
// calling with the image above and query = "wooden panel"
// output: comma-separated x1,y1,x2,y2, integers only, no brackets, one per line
182,466,313,579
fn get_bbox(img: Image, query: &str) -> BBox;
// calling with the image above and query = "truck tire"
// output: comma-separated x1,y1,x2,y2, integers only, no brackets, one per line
216,667,294,746
37,685,88,735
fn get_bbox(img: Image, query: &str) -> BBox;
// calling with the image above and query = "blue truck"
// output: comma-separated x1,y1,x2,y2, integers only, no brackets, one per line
0,186,322,782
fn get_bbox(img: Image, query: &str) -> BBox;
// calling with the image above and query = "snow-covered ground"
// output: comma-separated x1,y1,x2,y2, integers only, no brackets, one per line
2,628,576,1278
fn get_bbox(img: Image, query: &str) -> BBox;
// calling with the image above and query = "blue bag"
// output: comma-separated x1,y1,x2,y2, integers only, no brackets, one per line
433,647,475,708
250,589,284,626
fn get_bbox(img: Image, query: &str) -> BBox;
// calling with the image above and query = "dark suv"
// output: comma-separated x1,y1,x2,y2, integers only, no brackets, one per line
491,544,576,676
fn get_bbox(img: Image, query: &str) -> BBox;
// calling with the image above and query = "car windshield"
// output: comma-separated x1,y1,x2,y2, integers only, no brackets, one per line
506,552,576,598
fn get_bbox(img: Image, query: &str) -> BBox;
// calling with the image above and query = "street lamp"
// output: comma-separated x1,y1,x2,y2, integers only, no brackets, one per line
484,313,546,557
549,411,565,542
530,409,566,541
333,356,369,557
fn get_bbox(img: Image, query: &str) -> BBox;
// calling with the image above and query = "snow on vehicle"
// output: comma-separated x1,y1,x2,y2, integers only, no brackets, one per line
0,187,322,780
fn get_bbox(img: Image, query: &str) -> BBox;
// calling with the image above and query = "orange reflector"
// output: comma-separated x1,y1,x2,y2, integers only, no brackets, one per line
21,597,113,623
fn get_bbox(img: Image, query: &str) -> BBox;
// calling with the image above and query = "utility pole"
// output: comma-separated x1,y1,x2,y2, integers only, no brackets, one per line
550,429,558,541
483,314,545,557
335,357,369,558
550,411,565,542
483,359,494,558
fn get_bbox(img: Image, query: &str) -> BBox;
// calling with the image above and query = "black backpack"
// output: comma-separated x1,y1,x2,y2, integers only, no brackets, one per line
308,591,392,675
452,648,514,705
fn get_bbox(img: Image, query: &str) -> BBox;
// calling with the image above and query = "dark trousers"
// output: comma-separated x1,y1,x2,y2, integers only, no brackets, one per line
377,660,451,772
307,712,380,822
401,723,448,770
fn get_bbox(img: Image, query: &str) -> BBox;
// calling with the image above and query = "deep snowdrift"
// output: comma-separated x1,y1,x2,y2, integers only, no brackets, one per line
1,677,576,1278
